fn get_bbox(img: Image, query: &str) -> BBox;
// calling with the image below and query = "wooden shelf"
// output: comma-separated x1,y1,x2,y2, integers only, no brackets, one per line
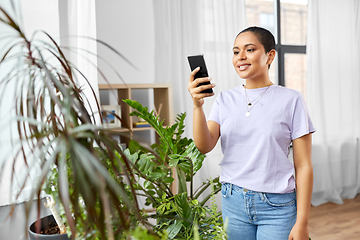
132,127,153,131
99,83,173,146
104,127,130,133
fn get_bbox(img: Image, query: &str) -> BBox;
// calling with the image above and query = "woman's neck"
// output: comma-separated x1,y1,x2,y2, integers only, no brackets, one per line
244,79,273,89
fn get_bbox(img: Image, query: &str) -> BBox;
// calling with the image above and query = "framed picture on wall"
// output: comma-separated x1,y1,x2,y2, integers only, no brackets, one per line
101,105,121,127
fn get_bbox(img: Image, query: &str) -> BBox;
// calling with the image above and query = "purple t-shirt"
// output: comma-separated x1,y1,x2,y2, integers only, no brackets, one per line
208,85,315,193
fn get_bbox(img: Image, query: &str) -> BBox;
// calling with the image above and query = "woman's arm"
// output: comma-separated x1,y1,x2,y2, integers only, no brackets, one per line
193,111,220,154
188,67,219,154
289,133,313,240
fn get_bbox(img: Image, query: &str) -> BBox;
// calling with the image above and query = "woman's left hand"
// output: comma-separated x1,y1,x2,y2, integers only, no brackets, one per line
288,221,309,240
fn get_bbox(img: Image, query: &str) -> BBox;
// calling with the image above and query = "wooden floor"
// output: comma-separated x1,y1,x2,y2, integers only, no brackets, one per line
308,194,360,239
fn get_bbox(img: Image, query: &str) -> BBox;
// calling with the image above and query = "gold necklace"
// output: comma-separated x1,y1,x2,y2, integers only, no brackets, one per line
243,84,271,117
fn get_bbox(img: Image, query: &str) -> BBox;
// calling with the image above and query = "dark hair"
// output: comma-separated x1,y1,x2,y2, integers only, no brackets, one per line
237,26,275,54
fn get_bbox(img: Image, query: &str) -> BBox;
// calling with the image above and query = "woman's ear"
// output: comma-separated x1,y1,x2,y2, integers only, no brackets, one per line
267,49,276,65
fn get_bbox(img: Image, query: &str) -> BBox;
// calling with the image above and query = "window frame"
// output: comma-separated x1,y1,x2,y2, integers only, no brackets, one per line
274,0,307,86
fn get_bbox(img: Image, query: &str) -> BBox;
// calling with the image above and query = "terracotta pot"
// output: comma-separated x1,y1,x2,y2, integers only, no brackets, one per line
29,215,70,240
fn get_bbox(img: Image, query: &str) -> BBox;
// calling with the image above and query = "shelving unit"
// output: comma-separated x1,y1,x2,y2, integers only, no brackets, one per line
98,83,173,146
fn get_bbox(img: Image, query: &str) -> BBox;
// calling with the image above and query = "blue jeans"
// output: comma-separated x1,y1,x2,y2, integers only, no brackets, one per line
221,183,297,240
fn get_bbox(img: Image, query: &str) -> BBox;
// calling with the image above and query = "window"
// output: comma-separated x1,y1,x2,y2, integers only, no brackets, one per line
280,0,308,45
284,53,307,99
260,12,275,35
246,0,308,97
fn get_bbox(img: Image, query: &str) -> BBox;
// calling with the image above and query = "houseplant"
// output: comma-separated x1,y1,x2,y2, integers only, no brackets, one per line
0,5,161,239
0,4,225,240
120,100,225,239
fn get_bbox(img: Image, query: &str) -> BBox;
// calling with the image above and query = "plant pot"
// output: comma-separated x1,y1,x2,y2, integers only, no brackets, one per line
29,215,70,240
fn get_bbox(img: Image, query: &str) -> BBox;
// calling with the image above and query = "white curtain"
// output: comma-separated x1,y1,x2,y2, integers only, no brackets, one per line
63,0,99,120
307,0,360,206
153,0,246,205
0,0,24,206
0,0,62,206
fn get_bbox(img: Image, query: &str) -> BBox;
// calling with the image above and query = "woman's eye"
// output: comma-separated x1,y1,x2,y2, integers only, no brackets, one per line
247,49,255,52
233,51,239,55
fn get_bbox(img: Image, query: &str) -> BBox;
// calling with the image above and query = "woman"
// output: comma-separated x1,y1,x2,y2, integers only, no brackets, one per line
188,26,315,240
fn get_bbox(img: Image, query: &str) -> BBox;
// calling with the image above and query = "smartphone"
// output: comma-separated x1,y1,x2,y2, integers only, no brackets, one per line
187,54,213,94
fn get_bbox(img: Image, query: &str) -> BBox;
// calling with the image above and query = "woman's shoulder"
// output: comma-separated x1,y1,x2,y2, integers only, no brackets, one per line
273,85,303,99
213,85,242,104
272,85,308,112
217,85,242,96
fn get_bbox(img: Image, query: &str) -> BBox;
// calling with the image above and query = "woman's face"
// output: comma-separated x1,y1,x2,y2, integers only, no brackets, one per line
232,31,274,81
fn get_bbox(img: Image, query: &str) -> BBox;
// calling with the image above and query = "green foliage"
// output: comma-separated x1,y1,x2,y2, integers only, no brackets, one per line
122,99,225,239
121,226,168,240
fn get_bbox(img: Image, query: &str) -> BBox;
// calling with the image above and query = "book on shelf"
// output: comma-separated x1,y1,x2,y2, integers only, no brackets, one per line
133,121,151,128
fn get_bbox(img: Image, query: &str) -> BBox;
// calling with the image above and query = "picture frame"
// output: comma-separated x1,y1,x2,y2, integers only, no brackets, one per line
101,105,121,127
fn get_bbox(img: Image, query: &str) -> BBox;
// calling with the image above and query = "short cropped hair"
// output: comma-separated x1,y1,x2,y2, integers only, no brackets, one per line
237,26,275,54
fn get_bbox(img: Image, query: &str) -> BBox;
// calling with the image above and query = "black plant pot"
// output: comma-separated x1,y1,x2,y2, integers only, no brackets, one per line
29,215,70,240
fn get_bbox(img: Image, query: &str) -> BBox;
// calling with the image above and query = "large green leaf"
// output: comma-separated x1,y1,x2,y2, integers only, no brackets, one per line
183,141,205,174
174,193,192,227
148,172,166,180
167,220,183,240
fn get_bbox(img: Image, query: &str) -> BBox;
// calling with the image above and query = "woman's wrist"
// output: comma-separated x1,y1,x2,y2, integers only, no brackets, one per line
193,104,203,111
295,215,309,226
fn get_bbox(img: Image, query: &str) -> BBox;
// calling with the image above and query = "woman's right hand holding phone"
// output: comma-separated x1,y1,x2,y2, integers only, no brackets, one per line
188,67,219,154
188,67,215,108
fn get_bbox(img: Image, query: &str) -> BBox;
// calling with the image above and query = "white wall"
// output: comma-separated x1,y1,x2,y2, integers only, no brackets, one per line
95,1,156,144
95,0,155,85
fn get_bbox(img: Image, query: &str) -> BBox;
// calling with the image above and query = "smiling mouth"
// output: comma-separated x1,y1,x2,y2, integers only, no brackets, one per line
239,64,250,71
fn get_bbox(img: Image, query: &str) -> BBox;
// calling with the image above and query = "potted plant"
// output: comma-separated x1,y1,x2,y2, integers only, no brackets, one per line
28,197,69,239
118,100,225,239
0,5,161,239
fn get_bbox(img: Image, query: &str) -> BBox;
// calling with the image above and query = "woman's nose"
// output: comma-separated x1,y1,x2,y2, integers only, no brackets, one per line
239,52,246,60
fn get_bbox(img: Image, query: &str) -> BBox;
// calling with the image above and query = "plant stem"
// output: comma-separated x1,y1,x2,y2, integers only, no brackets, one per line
98,174,114,240
44,195,66,234
199,188,221,206
187,157,194,200
194,182,211,200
